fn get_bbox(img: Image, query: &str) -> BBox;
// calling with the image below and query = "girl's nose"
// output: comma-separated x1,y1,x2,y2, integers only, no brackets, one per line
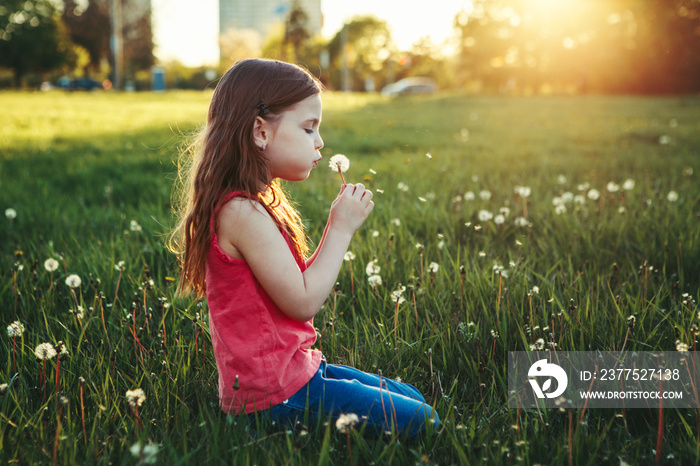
315,136,324,151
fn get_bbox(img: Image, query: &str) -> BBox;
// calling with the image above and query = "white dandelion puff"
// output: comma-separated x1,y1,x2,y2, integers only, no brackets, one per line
428,262,439,273
479,190,492,200
623,178,635,190
130,220,142,232
667,191,679,202
44,258,59,272
587,189,600,200
464,191,475,201
7,321,25,337
478,210,493,222
65,274,82,289
329,154,350,173
35,342,57,360
126,388,146,407
367,275,383,287
329,154,350,184
514,186,531,198
5,208,17,220
365,260,381,276
335,413,360,433
344,251,356,261
606,182,620,193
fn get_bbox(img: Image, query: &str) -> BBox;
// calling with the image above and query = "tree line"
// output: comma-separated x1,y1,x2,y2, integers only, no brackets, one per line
1,0,699,93
0,0,153,88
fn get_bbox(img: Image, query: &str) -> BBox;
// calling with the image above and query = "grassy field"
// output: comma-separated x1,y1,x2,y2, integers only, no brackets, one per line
1,90,699,465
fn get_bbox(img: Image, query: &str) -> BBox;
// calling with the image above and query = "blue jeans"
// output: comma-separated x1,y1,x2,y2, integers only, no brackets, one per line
248,360,439,436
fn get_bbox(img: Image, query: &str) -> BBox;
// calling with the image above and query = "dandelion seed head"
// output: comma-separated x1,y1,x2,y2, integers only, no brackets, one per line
7,320,25,337
606,182,620,193
126,388,146,407
130,220,142,232
391,218,401,227
478,210,493,222
555,204,567,215
5,208,17,219
367,274,383,287
514,186,531,198
494,214,505,225
428,262,439,273
35,342,57,360
499,206,511,217
676,340,689,352
478,251,486,257
667,190,679,202
335,413,359,433
344,251,356,261
623,178,635,190
557,174,567,185
514,217,529,227
479,190,492,200
365,260,381,276
65,274,81,289
425,152,432,159
44,258,59,272
464,191,475,201
587,189,600,200
329,154,350,173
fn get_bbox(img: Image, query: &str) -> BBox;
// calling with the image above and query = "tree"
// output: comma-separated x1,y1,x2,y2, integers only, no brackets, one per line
453,0,700,94
327,15,394,91
62,0,154,82
219,28,262,68
61,0,110,73
283,0,310,62
0,0,75,87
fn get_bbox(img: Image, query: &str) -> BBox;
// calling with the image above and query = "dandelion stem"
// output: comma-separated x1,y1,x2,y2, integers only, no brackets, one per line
113,268,123,310
99,293,110,347
655,375,664,465
80,381,87,445
12,336,16,374
336,166,346,185
394,299,399,349
55,356,60,395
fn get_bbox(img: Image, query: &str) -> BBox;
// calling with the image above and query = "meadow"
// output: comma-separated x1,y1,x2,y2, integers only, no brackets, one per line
1,90,699,465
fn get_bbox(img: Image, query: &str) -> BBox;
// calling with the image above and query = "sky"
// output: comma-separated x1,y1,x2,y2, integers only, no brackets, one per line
152,0,470,67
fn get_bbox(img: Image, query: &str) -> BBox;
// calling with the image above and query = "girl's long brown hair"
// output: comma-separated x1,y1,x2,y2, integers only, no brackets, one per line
170,59,323,296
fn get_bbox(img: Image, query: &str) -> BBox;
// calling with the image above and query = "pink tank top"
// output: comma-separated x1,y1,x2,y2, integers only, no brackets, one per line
206,191,322,414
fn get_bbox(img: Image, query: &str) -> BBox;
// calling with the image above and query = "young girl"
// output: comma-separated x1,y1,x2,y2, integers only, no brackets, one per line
172,58,438,436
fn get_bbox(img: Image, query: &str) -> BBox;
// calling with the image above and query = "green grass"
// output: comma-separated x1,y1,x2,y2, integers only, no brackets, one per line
1,90,699,465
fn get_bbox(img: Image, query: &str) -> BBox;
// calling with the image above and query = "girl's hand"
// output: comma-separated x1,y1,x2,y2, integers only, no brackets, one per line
329,183,374,235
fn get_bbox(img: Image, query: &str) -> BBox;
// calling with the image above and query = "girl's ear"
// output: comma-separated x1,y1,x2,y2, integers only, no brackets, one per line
253,116,270,149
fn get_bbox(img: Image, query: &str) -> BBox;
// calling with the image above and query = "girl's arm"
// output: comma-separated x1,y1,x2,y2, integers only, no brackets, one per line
218,184,373,322
305,218,330,268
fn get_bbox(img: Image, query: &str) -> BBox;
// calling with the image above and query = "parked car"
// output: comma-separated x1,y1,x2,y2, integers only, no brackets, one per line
380,77,436,96
55,77,103,91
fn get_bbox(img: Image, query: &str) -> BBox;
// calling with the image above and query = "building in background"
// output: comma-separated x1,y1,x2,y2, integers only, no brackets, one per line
219,0,322,39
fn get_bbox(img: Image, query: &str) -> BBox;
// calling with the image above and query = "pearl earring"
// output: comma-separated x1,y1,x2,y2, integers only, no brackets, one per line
261,143,267,151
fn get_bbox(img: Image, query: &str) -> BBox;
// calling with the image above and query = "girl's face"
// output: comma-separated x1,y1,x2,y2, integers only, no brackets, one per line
262,94,324,182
